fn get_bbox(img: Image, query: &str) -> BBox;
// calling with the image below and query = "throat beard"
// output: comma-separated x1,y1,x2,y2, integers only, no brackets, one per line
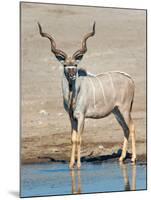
68,80,76,110
69,82,72,92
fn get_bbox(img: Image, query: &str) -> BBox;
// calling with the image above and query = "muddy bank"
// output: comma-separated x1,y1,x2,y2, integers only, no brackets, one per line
21,135,146,164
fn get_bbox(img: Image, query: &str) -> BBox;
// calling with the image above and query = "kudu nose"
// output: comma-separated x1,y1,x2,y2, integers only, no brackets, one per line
66,66,77,80
69,68,75,75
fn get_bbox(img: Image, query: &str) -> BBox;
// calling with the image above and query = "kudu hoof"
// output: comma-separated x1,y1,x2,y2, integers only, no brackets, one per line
77,163,81,169
131,157,136,163
119,156,125,162
69,162,75,169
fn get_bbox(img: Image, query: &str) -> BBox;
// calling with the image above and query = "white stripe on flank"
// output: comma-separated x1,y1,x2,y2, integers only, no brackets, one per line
95,77,107,105
88,77,96,109
87,71,96,77
108,72,115,98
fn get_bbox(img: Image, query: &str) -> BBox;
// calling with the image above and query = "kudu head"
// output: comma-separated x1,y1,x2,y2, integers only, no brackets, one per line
38,22,95,81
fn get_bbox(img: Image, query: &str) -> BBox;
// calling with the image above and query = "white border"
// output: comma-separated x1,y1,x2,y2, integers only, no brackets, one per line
0,0,150,200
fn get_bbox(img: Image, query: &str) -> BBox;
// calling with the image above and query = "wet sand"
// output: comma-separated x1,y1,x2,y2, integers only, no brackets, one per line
21,3,146,164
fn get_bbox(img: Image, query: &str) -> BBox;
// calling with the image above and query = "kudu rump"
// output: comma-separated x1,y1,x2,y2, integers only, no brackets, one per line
38,22,136,169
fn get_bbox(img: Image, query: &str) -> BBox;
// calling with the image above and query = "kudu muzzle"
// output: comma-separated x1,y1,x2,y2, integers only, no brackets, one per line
64,66,77,81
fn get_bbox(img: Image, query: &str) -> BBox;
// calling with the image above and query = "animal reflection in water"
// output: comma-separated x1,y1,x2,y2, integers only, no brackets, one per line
70,163,136,194
120,163,136,191
70,170,81,194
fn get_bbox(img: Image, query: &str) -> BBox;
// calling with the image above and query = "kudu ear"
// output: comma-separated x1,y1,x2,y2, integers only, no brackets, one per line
55,53,66,63
74,53,84,63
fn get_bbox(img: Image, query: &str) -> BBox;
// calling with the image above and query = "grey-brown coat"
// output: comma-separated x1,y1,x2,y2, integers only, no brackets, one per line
38,22,136,169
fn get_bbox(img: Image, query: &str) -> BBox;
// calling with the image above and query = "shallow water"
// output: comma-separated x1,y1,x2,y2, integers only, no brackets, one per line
21,161,146,197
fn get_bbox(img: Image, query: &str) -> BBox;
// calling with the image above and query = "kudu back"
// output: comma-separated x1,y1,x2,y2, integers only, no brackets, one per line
38,22,136,169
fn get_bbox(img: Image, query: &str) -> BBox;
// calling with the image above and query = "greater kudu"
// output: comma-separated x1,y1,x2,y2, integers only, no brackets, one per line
38,22,136,169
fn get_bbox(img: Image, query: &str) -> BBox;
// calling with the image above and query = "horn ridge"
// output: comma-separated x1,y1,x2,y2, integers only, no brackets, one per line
37,22,67,58
72,22,96,59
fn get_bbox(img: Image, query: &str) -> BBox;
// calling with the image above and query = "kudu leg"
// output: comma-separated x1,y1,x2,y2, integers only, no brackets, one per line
70,130,77,169
129,118,136,162
74,112,84,169
69,117,77,169
120,126,129,162
76,134,82,169
113,107,130,161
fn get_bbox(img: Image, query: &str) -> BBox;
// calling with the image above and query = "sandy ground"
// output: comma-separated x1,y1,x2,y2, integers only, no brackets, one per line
21,3,146,164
